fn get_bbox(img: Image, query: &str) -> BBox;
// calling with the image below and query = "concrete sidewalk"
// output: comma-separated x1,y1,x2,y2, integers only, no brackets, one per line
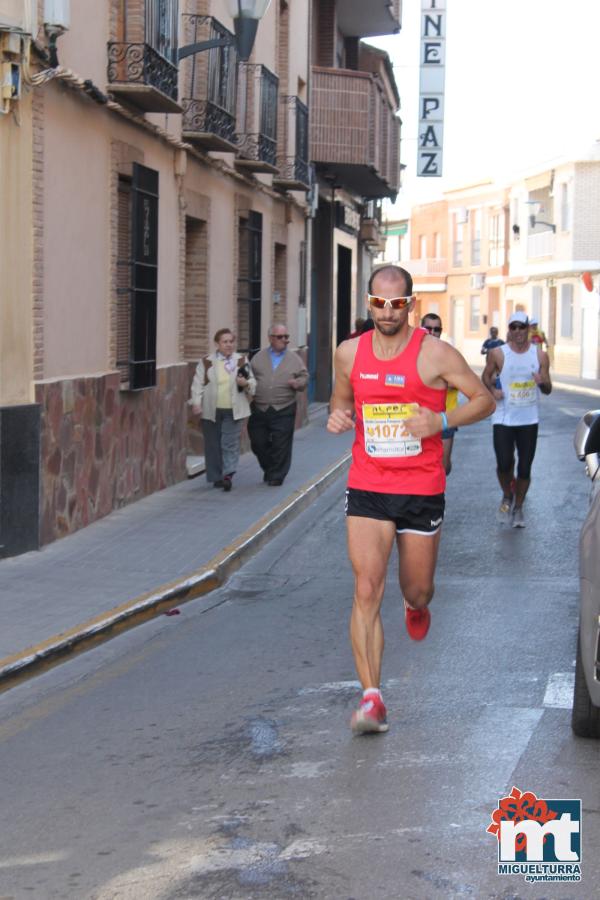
0,404,353,690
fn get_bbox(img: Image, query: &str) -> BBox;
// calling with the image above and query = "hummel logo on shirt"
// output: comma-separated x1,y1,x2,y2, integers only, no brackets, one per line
430,517,443,527
359,372,379,380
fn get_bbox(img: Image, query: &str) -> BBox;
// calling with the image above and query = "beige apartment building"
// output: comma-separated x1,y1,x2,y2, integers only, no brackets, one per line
309,0,401,400
404,200,448,328
0,0,401,557
444,181,510,361
378,143,600,371
507,150,600,378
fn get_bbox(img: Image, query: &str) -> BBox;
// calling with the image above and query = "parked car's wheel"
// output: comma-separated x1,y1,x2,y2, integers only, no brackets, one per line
572,632,600,738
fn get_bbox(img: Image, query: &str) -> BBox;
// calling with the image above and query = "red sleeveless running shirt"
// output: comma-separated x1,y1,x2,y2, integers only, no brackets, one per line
348,328,446,495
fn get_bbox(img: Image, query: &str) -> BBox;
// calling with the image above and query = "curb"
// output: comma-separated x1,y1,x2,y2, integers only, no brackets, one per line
0,451,351,693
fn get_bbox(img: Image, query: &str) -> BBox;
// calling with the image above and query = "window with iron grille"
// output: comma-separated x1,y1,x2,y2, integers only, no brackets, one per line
299,240,307,307
237,211,263,356
116,163,159,389
116,177,132,385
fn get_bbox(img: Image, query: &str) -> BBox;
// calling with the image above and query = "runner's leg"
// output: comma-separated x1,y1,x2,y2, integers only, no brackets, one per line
397,530,441,610
347,516,396,690
493,424,516,497
513,423,538,508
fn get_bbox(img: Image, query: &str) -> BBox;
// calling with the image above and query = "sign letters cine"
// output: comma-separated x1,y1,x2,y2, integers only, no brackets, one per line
418,0,446,177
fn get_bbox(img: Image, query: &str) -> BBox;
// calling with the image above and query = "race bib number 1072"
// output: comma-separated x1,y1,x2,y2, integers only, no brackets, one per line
363,403,422,458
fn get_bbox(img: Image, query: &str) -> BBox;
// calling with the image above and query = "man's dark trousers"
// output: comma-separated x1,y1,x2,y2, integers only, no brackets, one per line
248,403,297,482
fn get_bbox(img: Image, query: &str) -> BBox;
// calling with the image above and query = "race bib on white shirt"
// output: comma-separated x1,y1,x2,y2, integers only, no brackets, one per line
508,379,537,407
363,403,422,458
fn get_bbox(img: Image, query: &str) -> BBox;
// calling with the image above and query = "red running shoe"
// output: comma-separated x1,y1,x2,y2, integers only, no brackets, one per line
404,601,431,641
351,694,389,734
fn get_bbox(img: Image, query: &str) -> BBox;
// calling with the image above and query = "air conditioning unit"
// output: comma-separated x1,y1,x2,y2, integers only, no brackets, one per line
455,206,469,225
0,0,36,34
470,273,485,289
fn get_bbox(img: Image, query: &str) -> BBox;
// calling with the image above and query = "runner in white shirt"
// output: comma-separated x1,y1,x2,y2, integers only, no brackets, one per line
481,311,552,527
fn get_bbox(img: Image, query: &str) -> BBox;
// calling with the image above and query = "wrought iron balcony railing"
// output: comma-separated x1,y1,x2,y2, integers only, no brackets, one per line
235,63,279,173
181,15,238,151
273,95,310,191
107,43,179,111
107,0,180,113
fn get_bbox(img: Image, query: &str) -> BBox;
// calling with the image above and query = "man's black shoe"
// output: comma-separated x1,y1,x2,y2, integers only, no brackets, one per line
268,478,283,486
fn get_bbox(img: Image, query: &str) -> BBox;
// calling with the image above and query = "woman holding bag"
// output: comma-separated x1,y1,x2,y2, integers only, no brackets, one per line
190,328,256,491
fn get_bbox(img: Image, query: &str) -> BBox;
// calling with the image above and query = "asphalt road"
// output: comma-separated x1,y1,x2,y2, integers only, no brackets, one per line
0,387,598,900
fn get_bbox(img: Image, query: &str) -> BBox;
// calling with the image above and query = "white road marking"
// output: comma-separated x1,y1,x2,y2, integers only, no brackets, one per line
0,851,69,868
558,406,584,417
543,672,575,708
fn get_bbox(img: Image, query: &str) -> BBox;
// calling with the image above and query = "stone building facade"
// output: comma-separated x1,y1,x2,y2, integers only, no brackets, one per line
0,0,313,556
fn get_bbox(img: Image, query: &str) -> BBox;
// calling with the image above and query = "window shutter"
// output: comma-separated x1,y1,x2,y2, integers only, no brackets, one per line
116,178,132,384
130,162,159,389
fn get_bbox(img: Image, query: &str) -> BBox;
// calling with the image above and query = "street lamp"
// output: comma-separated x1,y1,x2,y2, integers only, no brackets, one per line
526,200,556,233
178,0,272,62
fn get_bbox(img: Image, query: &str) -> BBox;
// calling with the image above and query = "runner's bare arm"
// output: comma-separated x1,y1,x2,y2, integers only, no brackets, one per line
534,347,552,394
482,346,504,399
406,342,495,438
327,340,357,433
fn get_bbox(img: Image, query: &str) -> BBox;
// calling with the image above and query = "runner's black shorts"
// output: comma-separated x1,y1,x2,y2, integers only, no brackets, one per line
345,488,445,535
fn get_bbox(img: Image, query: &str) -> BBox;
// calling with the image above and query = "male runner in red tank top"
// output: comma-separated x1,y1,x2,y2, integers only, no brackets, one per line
327,265,495,734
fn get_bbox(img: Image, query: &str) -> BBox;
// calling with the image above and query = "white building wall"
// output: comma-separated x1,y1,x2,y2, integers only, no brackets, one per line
573,162,600,260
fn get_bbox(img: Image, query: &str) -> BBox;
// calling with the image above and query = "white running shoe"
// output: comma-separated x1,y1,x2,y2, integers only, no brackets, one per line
497,496,512,523
512,506,525,528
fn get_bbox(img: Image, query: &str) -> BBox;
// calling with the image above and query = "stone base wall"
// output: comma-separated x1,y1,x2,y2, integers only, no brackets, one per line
35,365,188,545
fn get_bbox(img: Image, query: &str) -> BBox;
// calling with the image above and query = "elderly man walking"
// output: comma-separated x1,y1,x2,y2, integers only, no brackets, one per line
248,324,308,486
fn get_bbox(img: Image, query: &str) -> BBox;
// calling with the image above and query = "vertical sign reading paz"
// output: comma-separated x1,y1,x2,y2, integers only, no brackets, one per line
418,0,446,177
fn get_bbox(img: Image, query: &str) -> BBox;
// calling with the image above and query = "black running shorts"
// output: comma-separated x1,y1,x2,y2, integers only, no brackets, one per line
345,488,445,535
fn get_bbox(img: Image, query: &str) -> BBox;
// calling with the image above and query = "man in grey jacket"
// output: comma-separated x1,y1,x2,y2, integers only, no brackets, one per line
248,323,308,486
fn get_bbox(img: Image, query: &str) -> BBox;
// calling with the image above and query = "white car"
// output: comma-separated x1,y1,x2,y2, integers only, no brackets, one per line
573,410,600,737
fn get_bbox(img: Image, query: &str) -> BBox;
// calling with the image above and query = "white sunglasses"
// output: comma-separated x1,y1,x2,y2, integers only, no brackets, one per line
368,294,414,310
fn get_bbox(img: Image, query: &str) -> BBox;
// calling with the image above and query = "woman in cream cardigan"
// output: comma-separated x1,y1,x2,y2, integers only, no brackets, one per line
190,328,256,491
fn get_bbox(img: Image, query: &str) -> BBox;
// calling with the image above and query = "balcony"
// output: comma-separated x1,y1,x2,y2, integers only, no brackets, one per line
311,67,400,200
107,0,180,113
405,258,448,276
528,230,555,260
181,15,238,151
336,0,401,38
235,63,279,174
273,96,310,191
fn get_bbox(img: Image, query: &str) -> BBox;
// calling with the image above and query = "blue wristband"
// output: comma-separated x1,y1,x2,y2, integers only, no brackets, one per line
440,411,448,432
